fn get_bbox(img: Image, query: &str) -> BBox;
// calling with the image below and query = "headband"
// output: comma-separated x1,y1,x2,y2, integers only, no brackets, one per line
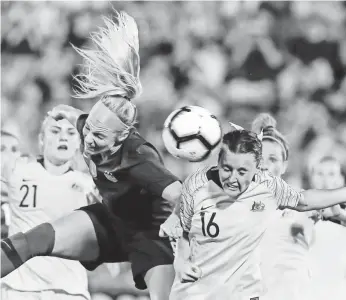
88,101,130,133
262,135,288,160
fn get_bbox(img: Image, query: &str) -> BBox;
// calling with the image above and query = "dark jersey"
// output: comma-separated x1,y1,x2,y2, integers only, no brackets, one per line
76,114,179,230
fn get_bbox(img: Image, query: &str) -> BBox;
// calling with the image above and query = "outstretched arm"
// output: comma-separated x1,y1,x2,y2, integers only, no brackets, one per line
296,188,346,212
256,171,346,212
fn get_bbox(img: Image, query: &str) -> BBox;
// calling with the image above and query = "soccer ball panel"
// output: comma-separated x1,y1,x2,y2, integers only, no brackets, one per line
177,139,209,162
170,112,201,137
199,116,222,146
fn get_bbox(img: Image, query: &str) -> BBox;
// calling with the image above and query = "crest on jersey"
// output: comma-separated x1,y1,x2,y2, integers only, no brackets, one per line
89,160,97,178
104,171,118,183
251,201,265,212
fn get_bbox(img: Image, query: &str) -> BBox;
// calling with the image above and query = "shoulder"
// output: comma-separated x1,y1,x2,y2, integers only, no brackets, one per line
125,132,161,163
3,156,36,177
182,166,211,196
253,170,273,184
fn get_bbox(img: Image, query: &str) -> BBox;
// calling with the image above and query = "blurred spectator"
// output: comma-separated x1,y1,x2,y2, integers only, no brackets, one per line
2,1,345,180
2,1,346,299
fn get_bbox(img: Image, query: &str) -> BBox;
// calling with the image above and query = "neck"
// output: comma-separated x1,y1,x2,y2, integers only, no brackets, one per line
43,157,71,175
100,144,121,160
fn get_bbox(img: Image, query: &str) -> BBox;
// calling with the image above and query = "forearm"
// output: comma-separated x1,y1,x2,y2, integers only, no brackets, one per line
297,188,346,211
176,231,190,261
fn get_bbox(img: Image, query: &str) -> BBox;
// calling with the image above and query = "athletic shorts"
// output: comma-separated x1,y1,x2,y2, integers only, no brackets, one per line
78,203,174,290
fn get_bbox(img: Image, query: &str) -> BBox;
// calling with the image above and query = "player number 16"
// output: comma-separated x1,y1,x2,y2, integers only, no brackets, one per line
200,212,220,238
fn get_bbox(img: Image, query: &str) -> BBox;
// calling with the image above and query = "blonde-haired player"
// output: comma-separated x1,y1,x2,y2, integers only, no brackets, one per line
1,11,181,300
253,114,314,300
1,115,98,300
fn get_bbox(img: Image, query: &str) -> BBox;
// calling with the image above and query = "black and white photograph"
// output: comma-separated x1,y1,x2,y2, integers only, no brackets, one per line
1,1,346,300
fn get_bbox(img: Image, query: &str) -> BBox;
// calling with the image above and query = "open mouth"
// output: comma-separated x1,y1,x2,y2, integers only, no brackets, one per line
57,145,68,151
225,183,238,191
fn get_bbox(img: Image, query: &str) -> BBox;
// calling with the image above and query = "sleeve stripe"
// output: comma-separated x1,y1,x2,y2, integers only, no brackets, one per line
180,167,209,232
256,171,303,209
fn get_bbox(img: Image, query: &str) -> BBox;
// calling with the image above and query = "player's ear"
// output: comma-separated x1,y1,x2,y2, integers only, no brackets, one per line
117,130,129,143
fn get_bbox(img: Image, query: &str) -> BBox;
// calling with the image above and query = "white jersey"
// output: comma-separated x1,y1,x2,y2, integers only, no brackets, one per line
1,157,93,299
309,220,346,300
170,167,302,300
260,210,314,300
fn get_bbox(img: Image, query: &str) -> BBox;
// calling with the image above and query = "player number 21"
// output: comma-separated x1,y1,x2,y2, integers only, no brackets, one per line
200,212,219,238
20,184,37,208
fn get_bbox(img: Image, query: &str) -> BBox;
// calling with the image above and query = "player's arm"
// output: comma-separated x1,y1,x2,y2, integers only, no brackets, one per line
258,171,346,212
174,180,202,283
127,144,182,205
297,188,346,212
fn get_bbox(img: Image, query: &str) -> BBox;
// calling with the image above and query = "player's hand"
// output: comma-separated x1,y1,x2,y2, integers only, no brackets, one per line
159,212,182,239
175,259,202,283
48,105,84,127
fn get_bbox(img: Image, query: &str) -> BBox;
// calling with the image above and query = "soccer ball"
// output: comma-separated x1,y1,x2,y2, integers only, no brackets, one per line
162,106,222,162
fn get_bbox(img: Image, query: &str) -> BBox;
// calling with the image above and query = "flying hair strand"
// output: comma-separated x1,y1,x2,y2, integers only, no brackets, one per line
72,11,142,100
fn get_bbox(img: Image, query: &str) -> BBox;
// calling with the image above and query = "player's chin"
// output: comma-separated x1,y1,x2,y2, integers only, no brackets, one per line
223,186,240,197
84,146,98,156
55,151,74,161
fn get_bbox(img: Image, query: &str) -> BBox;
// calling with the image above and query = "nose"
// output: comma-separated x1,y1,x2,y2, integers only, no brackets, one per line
59,131,68,141
260,161,268,172
84,132,94,146
227,171,238,183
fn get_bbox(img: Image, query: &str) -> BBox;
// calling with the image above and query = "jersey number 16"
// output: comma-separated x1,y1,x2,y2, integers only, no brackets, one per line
20,184,37,208
200,212,219,238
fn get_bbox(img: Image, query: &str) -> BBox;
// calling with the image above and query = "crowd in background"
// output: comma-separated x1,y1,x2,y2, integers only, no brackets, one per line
2,1,346,186
1,1,346,299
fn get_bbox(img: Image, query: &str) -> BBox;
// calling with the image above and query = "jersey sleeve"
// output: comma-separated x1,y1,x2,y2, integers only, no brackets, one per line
180,167,209,233
255,171,304,209
180,180,195,233
127,144,180,197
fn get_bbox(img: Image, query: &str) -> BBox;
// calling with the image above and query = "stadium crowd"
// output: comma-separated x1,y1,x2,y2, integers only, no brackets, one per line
1,1,346,300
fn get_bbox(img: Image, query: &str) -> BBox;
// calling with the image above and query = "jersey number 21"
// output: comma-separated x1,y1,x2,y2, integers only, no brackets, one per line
20,184,37,208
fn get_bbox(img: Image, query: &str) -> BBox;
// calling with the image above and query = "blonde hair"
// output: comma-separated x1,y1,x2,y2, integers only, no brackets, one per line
101,96,137,133
38,116,81,168
251,113,289,161
72,11,142,101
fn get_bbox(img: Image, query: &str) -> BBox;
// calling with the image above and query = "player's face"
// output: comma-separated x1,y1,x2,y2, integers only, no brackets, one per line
310,161,344,190
42,118,80,164
83,104,126,155
218,149,258,198
1,135,20,161
260,140,287,177
83,119,119,155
